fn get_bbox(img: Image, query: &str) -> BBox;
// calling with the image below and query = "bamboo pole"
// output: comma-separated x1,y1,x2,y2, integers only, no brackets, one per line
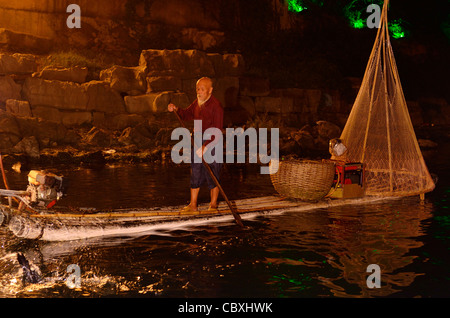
381,1,394,193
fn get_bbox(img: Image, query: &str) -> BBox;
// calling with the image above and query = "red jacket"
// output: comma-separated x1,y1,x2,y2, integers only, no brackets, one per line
177,95,224,148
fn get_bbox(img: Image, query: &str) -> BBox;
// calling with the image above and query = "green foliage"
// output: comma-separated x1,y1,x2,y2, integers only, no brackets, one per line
45,50,109,69
343,0,408,38
287,0,307,13
43,50,114,80
389,19,407,39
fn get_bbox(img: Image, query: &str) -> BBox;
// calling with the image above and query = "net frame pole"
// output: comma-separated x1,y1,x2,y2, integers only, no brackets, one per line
360,0,388,163
381,1,394,193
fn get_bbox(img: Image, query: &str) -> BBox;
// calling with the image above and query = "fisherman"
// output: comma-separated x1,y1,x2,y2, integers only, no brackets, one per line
168,77,224,212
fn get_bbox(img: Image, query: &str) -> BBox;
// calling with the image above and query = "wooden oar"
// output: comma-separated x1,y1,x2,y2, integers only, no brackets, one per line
172,110,244,227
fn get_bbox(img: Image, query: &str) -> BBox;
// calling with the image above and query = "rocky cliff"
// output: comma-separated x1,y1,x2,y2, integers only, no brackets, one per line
0,0,227,60
1,48,445,164
0,0,304,62
0,48,356,161
0,1,447,162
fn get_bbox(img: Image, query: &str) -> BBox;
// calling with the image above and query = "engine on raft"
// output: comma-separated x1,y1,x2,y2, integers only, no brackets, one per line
25,170,65,209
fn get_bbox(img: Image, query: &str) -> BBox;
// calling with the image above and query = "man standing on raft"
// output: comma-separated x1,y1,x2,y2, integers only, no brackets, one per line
168,77,224,212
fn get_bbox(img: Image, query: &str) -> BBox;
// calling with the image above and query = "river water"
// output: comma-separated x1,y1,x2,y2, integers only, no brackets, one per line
0,147,449,299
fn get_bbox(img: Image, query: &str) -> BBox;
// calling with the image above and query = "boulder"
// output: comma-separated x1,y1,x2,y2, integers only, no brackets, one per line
315,120,341,140
138,49,164,74
0,76,21,103
160,50,195,78
0,111,21,137
12,136,40,158
0,52,38,75
139,49,215,79
0,112,78,150
32,65,88,83
83,127,114,148
99,65,146,94
118,127,154,149
60,111,93,127
184,49,215,78
125,91,189,114
14,116,69,146
83,80,126,114
31,105,62,123
124,94,155,114
22,77,88,111
0,133,21,151
146,76,182,92
6,99,32,117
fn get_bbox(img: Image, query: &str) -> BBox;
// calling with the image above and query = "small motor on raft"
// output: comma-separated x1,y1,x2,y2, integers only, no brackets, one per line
26,170,65,208
327,139,365,199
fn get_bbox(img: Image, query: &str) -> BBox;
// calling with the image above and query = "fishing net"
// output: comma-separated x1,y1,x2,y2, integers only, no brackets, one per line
338,0,435,197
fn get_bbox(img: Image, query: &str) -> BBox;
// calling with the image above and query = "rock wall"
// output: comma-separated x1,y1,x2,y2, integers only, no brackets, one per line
0,0,309,59
1,49,245,128
0,48,447,158
0,49,247,155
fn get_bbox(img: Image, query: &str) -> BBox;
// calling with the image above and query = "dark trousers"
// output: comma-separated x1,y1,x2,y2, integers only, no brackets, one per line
190,145,222,190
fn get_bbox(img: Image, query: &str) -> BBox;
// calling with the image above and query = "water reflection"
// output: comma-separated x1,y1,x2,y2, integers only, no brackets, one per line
262,197,433,297
326,198,432,297
0,162,442,297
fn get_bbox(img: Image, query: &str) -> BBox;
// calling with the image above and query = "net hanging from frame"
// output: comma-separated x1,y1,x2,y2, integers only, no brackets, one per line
337,0,435,197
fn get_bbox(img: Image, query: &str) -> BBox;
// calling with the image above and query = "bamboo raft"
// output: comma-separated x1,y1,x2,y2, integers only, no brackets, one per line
0,194,397,241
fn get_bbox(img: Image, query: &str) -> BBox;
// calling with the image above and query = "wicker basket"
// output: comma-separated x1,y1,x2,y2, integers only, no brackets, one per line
270,159,336,201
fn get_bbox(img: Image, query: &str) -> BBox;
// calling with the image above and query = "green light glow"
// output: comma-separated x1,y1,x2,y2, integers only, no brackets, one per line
287,0,307,13
344,0,378,29
286,0,324,13
344,1,408,39
389,20,406,39
350,12,366,29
